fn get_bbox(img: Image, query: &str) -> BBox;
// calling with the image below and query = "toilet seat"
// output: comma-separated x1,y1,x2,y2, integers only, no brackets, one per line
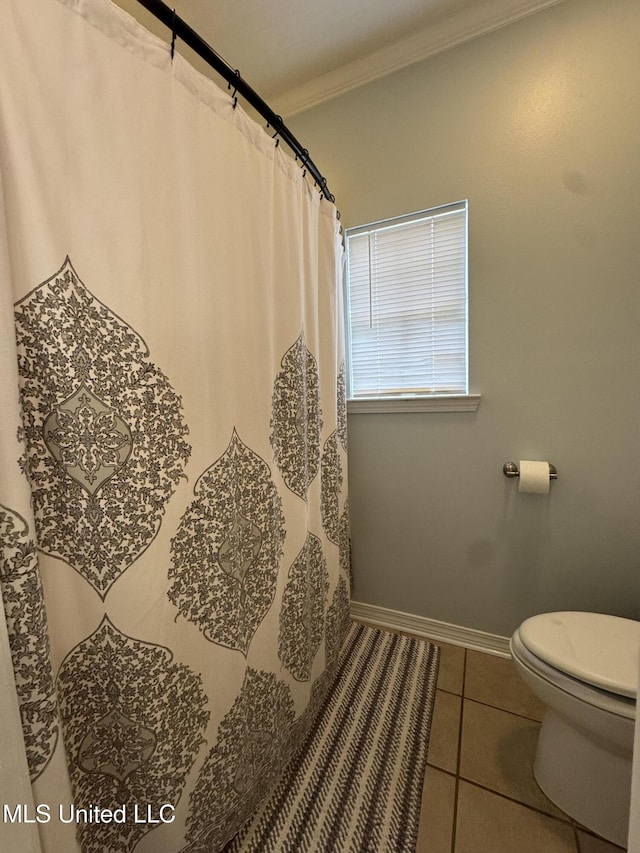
518,611,639,699
510,630,636,720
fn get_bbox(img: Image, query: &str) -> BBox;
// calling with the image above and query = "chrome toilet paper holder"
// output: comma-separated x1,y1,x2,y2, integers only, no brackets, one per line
503,461,558,480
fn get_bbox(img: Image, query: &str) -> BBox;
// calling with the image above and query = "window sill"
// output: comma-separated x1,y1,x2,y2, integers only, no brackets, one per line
347,394,481,414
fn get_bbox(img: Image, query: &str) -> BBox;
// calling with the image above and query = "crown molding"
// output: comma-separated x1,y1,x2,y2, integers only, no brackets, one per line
272,0,564,118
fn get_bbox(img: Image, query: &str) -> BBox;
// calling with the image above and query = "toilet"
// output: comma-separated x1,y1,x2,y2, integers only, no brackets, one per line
510,611,639,847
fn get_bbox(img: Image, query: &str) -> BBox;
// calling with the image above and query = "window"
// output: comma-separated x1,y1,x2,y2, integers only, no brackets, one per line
345,201,477,412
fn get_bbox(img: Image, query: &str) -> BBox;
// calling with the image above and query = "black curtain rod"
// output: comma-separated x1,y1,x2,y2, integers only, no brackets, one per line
134,0,335,203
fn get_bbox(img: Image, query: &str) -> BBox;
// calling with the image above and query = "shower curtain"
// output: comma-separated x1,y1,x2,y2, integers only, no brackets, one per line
0,1,349,851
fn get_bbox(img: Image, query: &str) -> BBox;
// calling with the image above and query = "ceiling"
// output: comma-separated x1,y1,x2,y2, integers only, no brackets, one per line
116,0,563,117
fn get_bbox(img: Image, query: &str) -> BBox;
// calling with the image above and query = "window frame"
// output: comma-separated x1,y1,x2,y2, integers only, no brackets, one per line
344,201,479,414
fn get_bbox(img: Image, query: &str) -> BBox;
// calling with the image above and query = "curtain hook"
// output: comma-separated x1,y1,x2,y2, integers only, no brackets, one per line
300,149,310,178
170,8,177,60
228,69,240,109
271,116,283,141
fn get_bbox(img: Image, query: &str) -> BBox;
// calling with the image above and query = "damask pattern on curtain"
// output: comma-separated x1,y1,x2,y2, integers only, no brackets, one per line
0,1,349,851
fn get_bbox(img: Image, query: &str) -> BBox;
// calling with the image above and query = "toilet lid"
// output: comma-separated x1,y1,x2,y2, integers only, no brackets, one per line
518,611,640,699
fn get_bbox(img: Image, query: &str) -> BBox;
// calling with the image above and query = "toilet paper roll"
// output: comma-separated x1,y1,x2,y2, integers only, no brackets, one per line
518,460,550,494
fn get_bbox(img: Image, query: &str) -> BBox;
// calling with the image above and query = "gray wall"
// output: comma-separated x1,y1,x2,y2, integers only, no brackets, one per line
290,0,640,636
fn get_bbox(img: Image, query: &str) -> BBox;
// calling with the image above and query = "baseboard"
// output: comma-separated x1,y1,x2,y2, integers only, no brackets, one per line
350,601,511,658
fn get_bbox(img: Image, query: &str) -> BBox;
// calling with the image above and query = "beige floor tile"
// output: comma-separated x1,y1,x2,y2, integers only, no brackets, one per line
576,830,627,853
455,781,578,853
459,699,567,819
416,765,456,853
464,649,545,720
427,689,462,774
435,641,466,695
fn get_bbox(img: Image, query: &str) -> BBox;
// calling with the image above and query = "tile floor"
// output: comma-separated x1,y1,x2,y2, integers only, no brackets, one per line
413,638,628,853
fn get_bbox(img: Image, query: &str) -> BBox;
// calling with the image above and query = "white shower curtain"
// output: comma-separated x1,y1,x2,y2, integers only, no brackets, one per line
0,1,349,851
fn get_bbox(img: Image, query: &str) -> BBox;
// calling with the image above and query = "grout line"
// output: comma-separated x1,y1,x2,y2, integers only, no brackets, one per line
457,777,575,826
435,686,465,699
435,684,543,724
425,763,458,780
461,694,544,724
450,646,467,853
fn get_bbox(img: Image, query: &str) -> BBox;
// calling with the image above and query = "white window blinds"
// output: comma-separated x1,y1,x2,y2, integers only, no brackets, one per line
345,201,468,399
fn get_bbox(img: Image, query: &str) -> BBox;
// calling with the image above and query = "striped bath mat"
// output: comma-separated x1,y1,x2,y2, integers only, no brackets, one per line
226,622,440,852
